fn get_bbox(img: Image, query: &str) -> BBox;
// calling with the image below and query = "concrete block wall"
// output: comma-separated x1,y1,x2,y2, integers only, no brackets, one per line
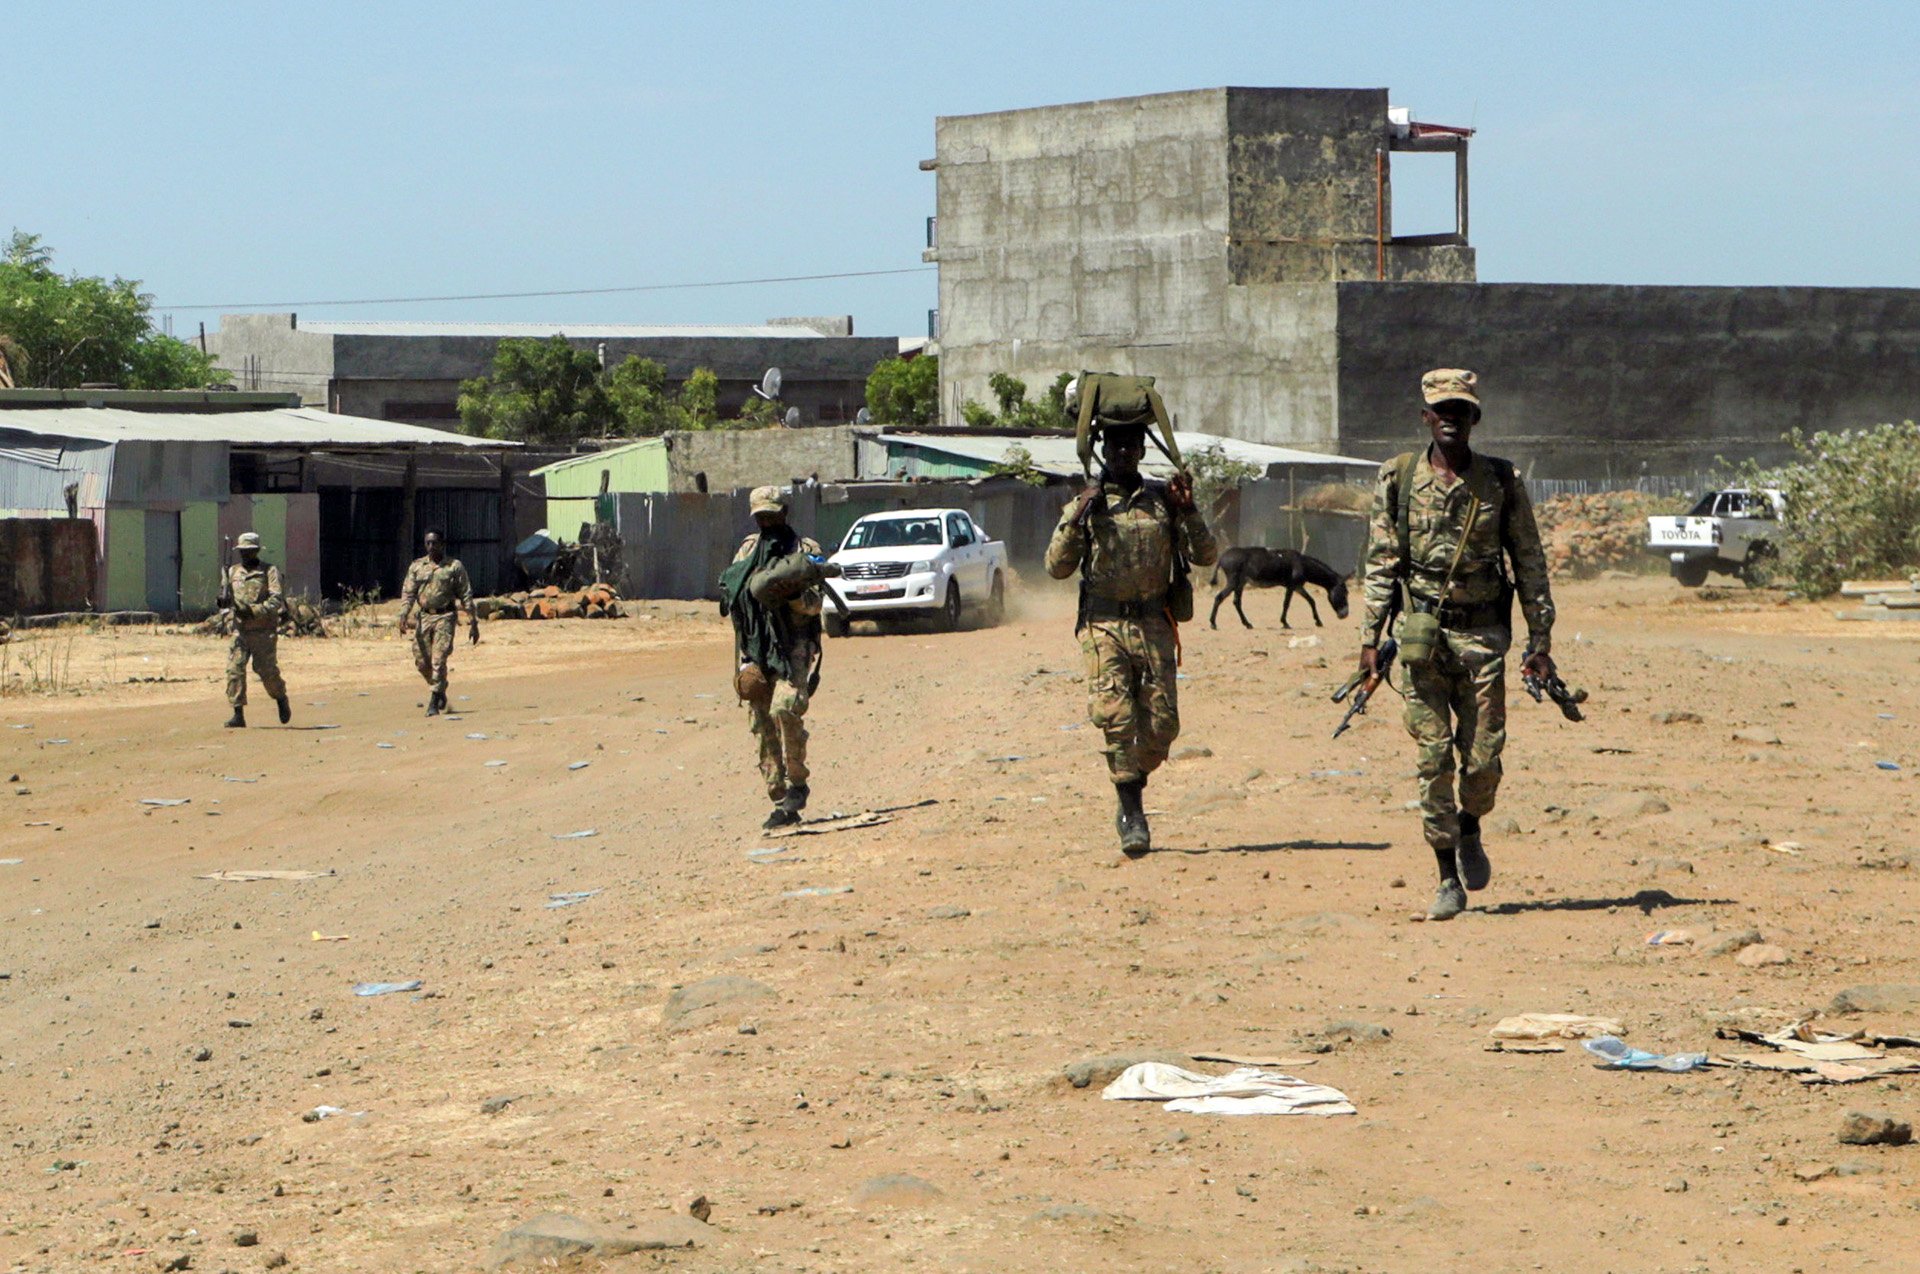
1334,282,1920,477
662,426,861,492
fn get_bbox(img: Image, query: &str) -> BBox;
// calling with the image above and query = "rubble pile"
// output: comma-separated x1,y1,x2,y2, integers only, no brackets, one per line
1534,491,1684,578
476,583,626,621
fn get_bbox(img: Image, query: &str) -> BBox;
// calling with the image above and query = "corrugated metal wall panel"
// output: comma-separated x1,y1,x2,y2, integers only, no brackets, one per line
0,437,114,512
107,440,228,503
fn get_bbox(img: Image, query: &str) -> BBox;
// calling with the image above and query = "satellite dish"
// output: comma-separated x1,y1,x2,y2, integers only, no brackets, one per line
783,406,801,428
754,367,784,401
854,407,873,425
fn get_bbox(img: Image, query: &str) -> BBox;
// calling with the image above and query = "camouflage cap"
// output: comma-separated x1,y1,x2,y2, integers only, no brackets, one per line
749,485,790,516
1420,368,1480,407
235,532,262,550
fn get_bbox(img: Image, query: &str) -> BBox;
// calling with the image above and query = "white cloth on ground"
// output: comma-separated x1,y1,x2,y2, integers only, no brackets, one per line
1100,1062,1356,1116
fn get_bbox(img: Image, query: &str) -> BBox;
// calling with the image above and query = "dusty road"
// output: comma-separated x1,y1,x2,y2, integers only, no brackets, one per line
2,578,1918,1273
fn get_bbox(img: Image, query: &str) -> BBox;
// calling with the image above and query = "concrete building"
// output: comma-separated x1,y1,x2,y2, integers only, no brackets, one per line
210,316,904,429
927,87,1920,478
0,389,520,611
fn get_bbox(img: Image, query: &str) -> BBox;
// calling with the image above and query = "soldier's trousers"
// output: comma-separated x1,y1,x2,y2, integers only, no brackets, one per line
411,612,456,693
741,649,812,801
1080,615,1180,785
226,630,286,707
1392,621,1509,851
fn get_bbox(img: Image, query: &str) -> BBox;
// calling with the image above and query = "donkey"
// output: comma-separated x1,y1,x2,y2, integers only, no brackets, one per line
1208,547,1351,630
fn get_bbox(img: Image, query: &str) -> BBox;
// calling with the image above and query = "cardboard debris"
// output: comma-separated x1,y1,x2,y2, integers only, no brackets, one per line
1490,1013,1626,1041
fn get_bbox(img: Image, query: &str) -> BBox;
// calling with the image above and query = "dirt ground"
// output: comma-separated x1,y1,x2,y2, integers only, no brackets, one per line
3,577,1918,1273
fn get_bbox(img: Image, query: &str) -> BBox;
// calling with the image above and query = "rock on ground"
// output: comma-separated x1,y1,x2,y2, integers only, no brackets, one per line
1837,1112,1913,1147
1063,1051,1192,1089
661,975,775,1032
853,1173,945,1208
1829,984,1920,1015
487,1212,703,1268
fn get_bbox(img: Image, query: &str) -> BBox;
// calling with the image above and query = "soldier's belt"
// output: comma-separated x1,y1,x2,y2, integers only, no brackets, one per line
1083,594,1168,622
418,605,455,615
1409,597,1507,629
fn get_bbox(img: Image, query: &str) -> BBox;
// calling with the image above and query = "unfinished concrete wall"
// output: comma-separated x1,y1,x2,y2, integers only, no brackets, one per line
1334,282,1920,477
931,87,1466,452
207,314,334,403
662,426,860,493
1225,88,1472,285
0,517,97,615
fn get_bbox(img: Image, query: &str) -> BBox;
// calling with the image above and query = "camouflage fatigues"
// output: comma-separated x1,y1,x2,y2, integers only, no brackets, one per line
224,562,287,707
1360,448,1553,851
398,556,474,695
731,532,824,801
1046,480,1218,784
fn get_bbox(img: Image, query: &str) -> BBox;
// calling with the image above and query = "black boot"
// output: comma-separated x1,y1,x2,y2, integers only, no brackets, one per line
1428,842,1466,920
1456,813,1491,891
781,784,810,815
763,805,801,830
225,705,245,729
276,696,292,725
426,690,442,718
1115,779,1150,857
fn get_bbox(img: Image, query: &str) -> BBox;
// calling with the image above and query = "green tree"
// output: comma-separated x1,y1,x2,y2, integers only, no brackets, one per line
0,231,227,389
863,354,938,425
607,355,671,435
733,392,786,428
986,444,1048,486
959,399,997,429
1184,443,1263,519
1728,421,1920,597
673,366,720,430
988,371,1027,417
456,335,615,444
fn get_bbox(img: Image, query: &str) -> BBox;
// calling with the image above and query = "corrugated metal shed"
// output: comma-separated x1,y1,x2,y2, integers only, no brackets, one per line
866,431,1377,480
0,432,113,513
0,405,512,448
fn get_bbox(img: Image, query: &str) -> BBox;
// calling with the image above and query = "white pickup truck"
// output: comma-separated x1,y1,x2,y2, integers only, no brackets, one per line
823,508,1007,636
1646,488,1785,586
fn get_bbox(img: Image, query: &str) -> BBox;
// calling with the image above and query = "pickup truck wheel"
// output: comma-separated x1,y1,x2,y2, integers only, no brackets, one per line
983,572,1006,626
940,581,962,631
824,612,849,639
1671,560,1710,588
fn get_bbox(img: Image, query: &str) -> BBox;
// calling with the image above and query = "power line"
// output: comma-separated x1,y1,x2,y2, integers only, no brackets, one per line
157,266,937,313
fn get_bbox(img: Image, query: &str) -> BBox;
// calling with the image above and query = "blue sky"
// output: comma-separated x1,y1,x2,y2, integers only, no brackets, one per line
8,1,1916,338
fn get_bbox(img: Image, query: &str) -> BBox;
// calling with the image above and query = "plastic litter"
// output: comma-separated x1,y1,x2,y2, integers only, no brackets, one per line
1582,1036,1709,1072
198,870,335,882
1876,761,1901,771
1101,1062,1356,1116
484,759,507,767
376,742,396,749
0,857,22,865
551,829,598,840
303,1105,363,1121
310,931,350,942
567,761,590,771
466,732,488,740
220,775,259,783
545,890,602,909
352,981,422,996
782,885,853,897
1646,929,1695,946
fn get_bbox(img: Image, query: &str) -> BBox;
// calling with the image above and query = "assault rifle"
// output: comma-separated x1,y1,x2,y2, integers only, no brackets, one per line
1523,668,1588,722
1331,637,1397,738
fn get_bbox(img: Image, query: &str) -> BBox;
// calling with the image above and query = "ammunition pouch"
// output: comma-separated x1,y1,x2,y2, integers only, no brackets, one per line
1398,608,1442,668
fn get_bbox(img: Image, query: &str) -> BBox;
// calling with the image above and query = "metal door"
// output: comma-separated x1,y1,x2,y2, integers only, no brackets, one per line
144,510,181,613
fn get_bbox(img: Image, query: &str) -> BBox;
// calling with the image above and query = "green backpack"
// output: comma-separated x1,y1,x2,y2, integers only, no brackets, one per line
1073,371,1183,476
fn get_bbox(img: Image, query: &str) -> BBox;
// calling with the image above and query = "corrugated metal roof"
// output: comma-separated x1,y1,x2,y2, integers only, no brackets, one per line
0,406,514,449
880,432,1376,478
299,321,839,340
530,438,665,477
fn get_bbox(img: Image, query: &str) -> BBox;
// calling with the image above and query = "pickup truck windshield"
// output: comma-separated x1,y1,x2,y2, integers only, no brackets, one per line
843,518,944,550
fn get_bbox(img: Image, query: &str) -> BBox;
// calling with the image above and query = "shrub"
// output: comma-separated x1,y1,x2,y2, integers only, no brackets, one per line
1731,422,1920,598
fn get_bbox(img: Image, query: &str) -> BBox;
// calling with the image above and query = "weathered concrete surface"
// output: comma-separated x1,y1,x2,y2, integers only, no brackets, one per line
662,426,861,492
1334,282,1920,476
931,88,1472,451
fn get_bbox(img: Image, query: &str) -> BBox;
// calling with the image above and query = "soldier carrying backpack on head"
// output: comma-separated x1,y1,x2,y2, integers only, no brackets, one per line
1355,368,1557,921
1045,372,1218,858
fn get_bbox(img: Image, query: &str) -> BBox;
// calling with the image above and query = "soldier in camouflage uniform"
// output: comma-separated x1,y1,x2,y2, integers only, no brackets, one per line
221,531,291,728
397,530,478,717
1357,369,1556,920
720,486,836,829
1046,423,1218,856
